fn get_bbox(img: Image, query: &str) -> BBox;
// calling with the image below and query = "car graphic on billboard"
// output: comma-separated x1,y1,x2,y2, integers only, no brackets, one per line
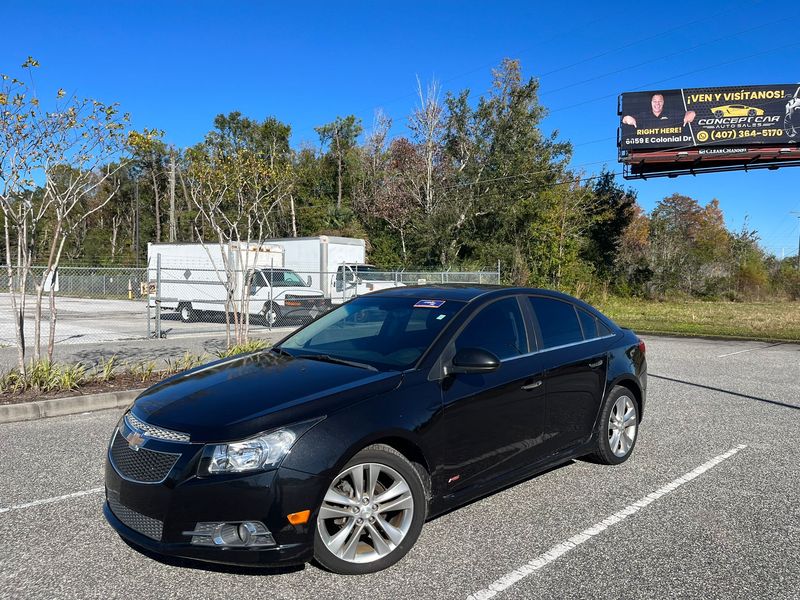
711,105,764,117
785,87,800,138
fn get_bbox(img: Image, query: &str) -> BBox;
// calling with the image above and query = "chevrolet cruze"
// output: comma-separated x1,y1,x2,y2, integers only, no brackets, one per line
104,285,647,574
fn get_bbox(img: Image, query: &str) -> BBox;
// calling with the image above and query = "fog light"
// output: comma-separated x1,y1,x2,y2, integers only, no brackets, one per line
183,521,275,547
237,522,257,545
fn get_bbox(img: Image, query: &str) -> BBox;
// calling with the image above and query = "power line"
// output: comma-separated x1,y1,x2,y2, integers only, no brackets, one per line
539,13,790,98
550,39,800,114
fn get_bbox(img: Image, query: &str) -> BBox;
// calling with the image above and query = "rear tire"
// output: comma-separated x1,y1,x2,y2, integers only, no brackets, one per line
589,385,639,465
313,444,426,575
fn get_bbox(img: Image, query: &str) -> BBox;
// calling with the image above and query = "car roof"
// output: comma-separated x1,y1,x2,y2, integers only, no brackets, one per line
368,284,579,304
367,284,615,325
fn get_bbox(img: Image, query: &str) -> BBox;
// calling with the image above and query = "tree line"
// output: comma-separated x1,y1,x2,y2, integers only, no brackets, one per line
3,58,799,324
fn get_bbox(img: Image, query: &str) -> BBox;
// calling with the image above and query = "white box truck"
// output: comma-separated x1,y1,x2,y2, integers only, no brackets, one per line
148,242,327,325
272,236,404,304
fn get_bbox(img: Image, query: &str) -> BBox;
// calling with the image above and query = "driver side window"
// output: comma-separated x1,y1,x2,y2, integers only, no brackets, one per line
454,297,527,360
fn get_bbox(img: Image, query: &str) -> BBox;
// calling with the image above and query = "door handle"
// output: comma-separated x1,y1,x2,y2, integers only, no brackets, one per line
521,380,542,391
589,359,604,368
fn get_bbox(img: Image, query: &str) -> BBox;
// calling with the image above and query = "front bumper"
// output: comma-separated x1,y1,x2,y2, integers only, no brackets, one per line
103,431,324,567
280,297,331,320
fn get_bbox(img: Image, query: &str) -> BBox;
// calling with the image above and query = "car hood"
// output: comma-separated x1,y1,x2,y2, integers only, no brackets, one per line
130,352,402,443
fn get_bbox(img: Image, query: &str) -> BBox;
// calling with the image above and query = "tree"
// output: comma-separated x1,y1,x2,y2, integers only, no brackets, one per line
583,169,636,278
185,115,295,346
439,59,573,280
315,115,362,210
0,58,128,369
129,128,167,243
616,203,652,295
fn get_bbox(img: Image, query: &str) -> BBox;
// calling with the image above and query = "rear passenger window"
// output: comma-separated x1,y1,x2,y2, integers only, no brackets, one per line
528,297,583,349
455,297,527,360
577,309,598,340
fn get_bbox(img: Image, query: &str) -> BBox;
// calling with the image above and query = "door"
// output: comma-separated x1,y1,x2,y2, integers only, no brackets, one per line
442,296,545,492
527,296,608,454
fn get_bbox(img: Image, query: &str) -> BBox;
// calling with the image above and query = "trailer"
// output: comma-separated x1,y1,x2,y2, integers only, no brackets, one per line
147,242,327,325
272,236,404,304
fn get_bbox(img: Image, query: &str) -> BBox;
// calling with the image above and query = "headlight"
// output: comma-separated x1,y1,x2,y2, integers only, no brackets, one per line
206,429,296,474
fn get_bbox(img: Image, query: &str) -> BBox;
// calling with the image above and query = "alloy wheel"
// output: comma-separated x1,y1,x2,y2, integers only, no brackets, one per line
608,395,637,458
317,462,415,564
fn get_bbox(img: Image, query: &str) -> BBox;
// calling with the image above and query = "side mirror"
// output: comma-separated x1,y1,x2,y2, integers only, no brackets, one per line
448,347,500,375
306,276,312,286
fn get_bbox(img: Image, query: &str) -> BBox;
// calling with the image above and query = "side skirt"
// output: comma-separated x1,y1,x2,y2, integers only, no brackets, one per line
427,439,596,520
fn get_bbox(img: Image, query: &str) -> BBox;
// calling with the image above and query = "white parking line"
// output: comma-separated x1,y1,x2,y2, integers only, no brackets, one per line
0,487,104,514
466,444,747,600
717,343,782,358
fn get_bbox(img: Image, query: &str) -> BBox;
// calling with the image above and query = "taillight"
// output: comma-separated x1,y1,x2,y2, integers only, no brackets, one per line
637,339,646,354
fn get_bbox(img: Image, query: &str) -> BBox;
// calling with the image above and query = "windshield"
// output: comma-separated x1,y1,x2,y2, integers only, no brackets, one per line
338,266,393,282
279,296,465,370
258,270,308,287
355,267,394,282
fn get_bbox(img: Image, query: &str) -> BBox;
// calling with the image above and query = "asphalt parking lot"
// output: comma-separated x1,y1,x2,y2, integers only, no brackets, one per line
1,335,798,599
0,294,281,349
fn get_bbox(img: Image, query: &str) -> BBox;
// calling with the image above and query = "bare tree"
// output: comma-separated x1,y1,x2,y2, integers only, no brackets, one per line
410,77,445,216
354,111,417,261
186,144,293,346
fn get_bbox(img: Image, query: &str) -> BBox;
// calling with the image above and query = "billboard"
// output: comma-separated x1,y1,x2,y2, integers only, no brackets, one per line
618,84,800,178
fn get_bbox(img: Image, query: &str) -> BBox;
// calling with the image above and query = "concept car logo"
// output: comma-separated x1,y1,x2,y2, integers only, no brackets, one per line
125,431,145,451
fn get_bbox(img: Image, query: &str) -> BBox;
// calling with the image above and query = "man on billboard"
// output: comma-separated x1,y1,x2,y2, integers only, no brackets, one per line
622,93,696,129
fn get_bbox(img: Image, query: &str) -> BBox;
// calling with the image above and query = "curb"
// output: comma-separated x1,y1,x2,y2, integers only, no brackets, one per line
635,330,799,345
0,388,145,425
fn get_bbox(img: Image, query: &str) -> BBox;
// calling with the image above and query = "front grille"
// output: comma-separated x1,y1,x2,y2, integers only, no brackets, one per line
126,412,190,443
110,431,180,483
285,294,327,307
108,493,163,541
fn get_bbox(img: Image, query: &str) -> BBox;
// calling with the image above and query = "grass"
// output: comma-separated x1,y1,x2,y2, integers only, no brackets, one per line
592,297,800,341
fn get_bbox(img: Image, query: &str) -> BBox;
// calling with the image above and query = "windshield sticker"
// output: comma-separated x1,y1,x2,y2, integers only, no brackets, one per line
436,314,447,320
414,299,446,308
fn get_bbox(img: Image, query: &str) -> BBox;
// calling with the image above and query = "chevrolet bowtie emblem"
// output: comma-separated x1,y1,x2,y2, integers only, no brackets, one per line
125,431,145,451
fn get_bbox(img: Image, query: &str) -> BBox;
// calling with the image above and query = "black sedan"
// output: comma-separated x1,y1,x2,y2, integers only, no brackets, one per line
104,285,647,574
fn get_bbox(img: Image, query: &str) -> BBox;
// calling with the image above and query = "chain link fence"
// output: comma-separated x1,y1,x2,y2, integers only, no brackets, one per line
0,263,500,352
148,262,501,338
0,266,149,352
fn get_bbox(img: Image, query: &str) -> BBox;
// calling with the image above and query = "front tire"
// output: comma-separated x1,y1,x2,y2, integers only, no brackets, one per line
313,444,426,574
263,303,282,327
590,385,639,465
179,303,194,323
785,113,797,138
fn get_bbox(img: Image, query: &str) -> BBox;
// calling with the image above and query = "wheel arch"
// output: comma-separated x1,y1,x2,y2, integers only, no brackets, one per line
367,436,432,499
322,429,434,503
610,375,645,422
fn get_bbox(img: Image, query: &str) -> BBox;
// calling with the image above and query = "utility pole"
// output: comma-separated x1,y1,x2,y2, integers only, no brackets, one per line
792,212,800,270
169,148,177,242
134,177,140,268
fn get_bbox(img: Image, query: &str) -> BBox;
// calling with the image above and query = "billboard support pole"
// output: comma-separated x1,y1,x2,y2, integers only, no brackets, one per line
792,212,800,270
155,253,162,339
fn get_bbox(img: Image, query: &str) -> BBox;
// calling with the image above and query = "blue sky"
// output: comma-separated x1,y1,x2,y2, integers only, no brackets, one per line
5,0,800,257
